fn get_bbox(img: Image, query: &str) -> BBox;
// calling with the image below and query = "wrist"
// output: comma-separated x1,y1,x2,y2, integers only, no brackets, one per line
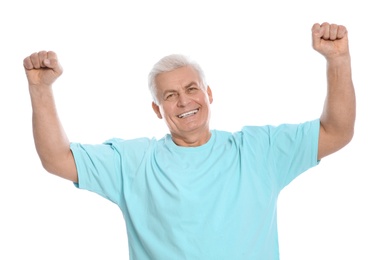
326,53,351,66
29,84,54,101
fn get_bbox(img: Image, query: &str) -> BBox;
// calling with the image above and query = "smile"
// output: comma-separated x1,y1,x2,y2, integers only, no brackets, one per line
177,109,199,118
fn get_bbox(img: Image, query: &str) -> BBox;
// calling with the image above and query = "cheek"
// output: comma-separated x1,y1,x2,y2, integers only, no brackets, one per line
160,104,173,118
201,95,212,105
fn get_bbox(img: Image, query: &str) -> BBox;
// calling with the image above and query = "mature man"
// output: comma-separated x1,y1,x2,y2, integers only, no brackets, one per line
24,22,355,259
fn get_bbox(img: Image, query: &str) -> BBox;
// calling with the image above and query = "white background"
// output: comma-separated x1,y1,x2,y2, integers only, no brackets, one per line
1,0,372,259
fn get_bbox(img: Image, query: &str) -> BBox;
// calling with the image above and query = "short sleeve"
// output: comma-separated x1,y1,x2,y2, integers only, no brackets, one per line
70,141,124,204
70,137,154,205
269,119,320,189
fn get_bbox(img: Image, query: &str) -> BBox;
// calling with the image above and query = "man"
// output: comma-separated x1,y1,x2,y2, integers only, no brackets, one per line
24,22,355,259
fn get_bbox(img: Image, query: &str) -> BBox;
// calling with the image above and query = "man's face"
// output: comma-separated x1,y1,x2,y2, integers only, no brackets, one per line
152,65,213,146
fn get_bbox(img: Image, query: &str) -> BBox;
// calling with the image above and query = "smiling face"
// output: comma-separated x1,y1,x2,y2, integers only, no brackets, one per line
152,65,213,147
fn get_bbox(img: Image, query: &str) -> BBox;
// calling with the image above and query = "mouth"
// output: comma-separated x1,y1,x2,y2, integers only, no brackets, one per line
177,109,199,119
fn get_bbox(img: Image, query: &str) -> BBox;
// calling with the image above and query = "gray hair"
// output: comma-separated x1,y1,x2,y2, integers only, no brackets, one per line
148,54,207,105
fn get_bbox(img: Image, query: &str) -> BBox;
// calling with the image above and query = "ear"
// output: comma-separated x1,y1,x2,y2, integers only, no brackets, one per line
207,86,213,104
152,102,163,119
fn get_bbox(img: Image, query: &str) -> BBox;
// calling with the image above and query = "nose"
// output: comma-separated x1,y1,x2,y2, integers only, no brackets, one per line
177,92,191,107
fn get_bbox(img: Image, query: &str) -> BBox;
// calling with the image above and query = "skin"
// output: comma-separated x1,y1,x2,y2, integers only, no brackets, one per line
312,22,355,159
23,22,355,182
152,65,213,147
24,51,77,182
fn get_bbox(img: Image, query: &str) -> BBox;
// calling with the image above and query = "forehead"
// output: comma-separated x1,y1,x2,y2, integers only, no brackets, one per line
155,66,201,90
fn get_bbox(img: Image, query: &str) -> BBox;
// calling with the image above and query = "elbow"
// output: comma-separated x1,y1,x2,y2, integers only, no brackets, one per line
318,121,355,160
38,153,62,174
320,116,355,146
40,159,59,175
38,152,78,182
336,126,355,150
345,127,355,145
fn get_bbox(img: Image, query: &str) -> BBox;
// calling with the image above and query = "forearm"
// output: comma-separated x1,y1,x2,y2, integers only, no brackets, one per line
30,86,72,175
320,56,356,146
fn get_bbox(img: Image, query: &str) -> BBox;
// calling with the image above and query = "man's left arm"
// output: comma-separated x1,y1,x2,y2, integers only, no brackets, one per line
312,22,356,160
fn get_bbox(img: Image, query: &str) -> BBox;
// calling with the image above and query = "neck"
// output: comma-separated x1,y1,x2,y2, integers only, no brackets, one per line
171,130,211,147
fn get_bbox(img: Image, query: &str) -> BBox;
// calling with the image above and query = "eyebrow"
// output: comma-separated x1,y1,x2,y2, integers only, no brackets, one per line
163,81,199,96
184,81,198,89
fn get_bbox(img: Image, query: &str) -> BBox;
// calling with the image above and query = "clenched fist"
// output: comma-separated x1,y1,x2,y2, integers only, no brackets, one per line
312,22,350,60
23,51,63,88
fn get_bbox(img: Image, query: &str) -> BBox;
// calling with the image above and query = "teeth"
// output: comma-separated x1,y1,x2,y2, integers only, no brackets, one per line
178,109,198,118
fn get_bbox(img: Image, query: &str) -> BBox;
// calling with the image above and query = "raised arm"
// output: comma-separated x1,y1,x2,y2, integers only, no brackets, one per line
312,22,356,160
24,51,78,182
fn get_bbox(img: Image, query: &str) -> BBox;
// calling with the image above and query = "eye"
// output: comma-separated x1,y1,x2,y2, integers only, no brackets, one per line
187,87,198,93
164,92,178,101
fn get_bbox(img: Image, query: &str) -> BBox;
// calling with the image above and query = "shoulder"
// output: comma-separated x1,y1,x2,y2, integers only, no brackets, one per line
102,136,163,153
240,119,320,137
104,137,155,146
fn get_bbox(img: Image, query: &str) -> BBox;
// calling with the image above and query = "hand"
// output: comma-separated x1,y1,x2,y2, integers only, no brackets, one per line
23,51,63,88
311,22,349,61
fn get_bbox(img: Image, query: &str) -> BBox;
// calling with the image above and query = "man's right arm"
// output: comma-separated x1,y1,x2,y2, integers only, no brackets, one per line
24,51,78,182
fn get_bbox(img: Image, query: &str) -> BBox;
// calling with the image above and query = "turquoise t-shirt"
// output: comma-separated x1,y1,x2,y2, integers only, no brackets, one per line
70,119,320,260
